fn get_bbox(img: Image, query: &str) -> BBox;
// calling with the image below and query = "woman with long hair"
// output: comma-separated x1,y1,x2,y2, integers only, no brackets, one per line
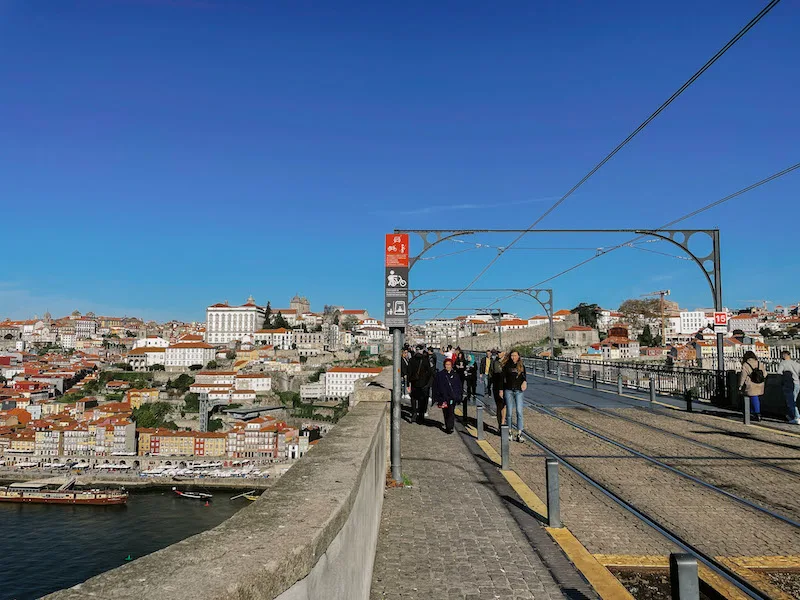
739,350,766,422
500,349,527,442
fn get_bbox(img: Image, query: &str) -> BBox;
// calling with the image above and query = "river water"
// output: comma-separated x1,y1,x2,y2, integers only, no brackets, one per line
0,489,249,599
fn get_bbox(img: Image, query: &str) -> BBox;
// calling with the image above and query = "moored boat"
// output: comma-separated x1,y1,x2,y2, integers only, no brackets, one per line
0,481,128,505
172,487,212,500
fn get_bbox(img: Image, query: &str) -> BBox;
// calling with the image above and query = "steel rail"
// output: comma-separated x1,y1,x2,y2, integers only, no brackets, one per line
478,401,770,600
526,377,800,479
527,402,800,529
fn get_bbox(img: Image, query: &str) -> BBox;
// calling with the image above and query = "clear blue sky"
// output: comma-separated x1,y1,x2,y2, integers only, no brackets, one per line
1,0,798,323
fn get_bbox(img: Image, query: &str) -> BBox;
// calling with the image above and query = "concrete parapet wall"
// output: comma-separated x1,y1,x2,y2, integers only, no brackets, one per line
46,377,391,600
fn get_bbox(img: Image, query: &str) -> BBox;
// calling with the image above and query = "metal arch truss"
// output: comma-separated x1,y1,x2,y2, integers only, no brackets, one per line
397,228,723,370
408,288,555,356
397,228,721,311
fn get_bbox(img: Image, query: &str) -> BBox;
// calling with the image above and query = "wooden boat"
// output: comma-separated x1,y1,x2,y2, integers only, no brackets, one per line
0,480,127,505
172,487,212,500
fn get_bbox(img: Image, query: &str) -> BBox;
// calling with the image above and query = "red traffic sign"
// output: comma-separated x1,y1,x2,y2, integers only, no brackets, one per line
714,312,728,326
385,234,409,267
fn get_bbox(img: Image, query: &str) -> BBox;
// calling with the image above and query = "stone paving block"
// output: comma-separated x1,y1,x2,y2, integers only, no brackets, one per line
370,419,573,600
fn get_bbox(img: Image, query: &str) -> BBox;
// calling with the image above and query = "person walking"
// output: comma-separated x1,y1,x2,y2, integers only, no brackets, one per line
739,351,766,422
501,350,527,442
400,347,411,400
454,350,468,383
432,357,463,434
479,351,493,397
491,350,506,430
465,354,478,404
407,345,434,424
778,350,800,424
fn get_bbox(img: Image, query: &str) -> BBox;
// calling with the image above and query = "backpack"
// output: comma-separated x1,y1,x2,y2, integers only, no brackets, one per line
749,361,765,384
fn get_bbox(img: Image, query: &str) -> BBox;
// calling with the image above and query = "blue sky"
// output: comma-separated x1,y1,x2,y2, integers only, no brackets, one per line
1,0,798,323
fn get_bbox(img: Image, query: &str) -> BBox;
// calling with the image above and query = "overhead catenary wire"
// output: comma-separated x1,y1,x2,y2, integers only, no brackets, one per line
432,0,782,318
487,160,800,307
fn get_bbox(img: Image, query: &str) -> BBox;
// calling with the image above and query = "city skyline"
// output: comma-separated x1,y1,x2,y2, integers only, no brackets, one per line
2,1,798,322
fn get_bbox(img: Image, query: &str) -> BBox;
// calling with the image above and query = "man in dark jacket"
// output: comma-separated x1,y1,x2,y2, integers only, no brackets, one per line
432,357,463,434
407,345,434,424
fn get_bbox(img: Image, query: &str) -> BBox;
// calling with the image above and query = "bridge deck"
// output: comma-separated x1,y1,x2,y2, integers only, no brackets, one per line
370,411,598,600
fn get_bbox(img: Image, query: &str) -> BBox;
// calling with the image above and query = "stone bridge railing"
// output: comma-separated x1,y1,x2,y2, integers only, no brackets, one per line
47,368,392,600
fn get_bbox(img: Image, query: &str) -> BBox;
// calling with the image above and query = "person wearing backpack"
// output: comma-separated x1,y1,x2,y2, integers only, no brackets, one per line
407,345,434,424
739,351,766,422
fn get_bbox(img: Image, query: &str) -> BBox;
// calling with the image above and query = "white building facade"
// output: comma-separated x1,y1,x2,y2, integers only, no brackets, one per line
205,297,266,345
324,367,383,398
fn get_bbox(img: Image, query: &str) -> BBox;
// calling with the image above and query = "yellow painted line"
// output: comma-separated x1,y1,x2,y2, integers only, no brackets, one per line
476,439,501,466
717,557,795,600
594,555,669,568
465,424,477,437
593,555,755,600
547,528,635,599
730,555,800,569
501,470,548,519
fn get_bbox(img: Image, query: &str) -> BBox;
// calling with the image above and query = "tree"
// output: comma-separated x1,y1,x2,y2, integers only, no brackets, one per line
571,303,600,328
263,301,273,329
638,324,656,347
618,298,661,331
207,418,224,432
149,364,165,371
4,333,13,340
189,364,203,371
225,350,236,360
132,402,177,429
111,362,132,371
341,315,359,331
167,374,194,393
272,312,290,329
206,360,218,369
759,327,776,338
183,393,200,412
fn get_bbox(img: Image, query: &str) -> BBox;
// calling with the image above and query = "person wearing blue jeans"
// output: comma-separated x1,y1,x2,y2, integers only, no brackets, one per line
501,350,527,443
778,351,800,424
739,351,766,422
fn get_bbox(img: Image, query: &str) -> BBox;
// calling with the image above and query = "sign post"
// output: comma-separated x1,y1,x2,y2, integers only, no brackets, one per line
385,234,408,483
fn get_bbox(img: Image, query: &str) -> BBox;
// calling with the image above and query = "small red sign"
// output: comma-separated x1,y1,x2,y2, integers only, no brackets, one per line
385,234,409,267
714,312,728,326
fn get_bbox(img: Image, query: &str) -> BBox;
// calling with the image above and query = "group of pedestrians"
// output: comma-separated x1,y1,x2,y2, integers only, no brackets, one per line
738,350,800,424
402,343,529,439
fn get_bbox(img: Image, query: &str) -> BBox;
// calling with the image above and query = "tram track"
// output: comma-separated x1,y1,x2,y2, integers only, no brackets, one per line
477,398,799,600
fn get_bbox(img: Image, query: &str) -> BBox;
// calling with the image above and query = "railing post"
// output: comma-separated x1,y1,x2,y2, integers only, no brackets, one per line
545,458,562,528
476,403,484,440
649,378,656,408
743,396,751,426
557,364,561,382
592,371,598,390
617,371,623,395
500,425,510,470
670,553,700,600
685,390,693,413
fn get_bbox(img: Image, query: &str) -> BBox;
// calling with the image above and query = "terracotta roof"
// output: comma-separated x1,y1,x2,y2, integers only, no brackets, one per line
168,342,215,349
566,326,594,331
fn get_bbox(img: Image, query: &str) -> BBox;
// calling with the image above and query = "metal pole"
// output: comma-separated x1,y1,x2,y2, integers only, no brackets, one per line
500,425,510,470
649,378,656,408
617,370,623,395
670,553,700,600
391,330,403,482
545,458,562,528
557,364,561,382
497,310,502,350
476,403,484,440
743,396,750,426
713,230,725,376
548,312,555,358
572,363,578,385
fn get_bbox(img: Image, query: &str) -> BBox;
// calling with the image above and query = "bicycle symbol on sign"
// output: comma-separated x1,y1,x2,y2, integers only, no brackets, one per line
386,270,407,287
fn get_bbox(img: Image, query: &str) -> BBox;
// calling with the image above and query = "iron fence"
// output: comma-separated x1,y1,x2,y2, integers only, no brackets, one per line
524,357,727,403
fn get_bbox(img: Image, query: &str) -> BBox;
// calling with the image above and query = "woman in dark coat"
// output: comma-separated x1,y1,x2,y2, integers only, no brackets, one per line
432,358,463,434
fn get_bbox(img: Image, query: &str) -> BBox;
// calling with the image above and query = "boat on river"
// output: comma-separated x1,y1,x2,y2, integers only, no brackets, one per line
172,487,212,500
0,479,128,505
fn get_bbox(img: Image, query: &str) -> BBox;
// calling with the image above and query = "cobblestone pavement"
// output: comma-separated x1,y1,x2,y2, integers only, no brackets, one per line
370,419,570,600
494,406,800,557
